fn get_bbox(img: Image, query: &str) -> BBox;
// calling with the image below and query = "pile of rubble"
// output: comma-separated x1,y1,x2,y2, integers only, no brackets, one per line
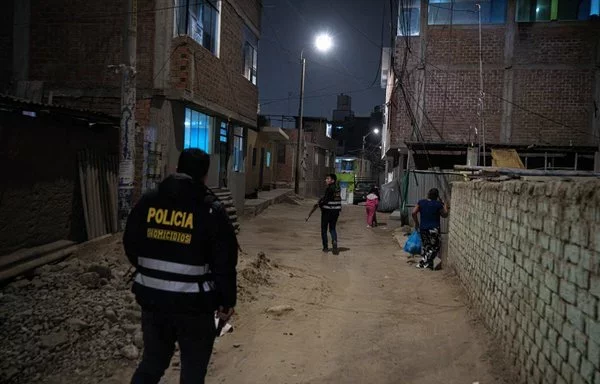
0,254,141,383
0,236,274,383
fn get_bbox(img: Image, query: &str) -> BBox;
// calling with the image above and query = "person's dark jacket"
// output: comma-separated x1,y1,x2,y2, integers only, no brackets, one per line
318,184,342,211
123,173,238,314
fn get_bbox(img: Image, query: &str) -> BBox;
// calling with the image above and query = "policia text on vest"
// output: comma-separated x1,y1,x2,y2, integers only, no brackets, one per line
146,207,194,245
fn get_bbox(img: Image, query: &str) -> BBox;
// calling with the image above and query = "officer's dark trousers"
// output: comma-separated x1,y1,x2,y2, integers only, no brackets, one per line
321,210,339,249
131,310,216,384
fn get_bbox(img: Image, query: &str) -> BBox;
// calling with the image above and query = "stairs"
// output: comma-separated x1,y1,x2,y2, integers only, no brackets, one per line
209,187,240,233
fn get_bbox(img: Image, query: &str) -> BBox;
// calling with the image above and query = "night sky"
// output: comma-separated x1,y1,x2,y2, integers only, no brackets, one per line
258,0,389,122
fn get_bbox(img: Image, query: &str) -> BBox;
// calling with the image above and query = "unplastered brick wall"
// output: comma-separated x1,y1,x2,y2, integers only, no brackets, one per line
448,180,600,384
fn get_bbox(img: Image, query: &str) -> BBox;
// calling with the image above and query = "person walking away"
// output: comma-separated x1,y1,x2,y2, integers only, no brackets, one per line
372,185,380,227
123,148,238,384
319,173,342,254
365,187,379,228
411,188,449,270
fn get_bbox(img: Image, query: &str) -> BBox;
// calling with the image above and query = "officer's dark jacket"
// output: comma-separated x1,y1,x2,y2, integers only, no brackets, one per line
123,173,238,314
318,184,342,211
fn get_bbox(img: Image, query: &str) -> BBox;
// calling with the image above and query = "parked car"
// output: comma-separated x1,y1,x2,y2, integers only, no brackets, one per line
353,180,377,204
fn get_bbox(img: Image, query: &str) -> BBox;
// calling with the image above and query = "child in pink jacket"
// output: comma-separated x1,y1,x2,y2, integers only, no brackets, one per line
365,188,379,228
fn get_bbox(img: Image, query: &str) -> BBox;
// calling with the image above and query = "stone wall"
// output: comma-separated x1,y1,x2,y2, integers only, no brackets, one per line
448,180,600,384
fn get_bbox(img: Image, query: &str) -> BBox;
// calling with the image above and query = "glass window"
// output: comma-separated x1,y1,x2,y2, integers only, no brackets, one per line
242,25,258,85
517,0,592,21
592,0,599,16
175,0,220,54
219,122,228,143
326,123,332,138
184,107,213,153
266,151,271,168
233,126,244,172
429,0,507,25
398,0,420,36
314,151,319,166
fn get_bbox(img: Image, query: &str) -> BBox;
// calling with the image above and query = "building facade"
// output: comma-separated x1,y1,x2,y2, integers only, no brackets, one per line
382,0,600,177
275,117,338,198
1,0,262,212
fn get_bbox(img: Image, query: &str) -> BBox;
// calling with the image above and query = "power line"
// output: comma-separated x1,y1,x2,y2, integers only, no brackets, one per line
259,85,379,107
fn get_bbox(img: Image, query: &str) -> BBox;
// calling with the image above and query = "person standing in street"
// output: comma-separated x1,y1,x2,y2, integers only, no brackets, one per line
365,187,379,228
411,188,449,270
319,173,342,254
123,148,238,384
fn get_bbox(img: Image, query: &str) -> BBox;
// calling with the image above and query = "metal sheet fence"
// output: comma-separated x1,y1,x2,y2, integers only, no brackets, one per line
403,170,463,234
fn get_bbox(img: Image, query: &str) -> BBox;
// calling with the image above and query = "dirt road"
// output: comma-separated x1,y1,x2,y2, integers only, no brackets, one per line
159,201,509,384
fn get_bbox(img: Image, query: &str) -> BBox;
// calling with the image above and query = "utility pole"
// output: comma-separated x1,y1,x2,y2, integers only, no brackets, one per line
294,52,306,195
118,0,137,230
477,3,486,167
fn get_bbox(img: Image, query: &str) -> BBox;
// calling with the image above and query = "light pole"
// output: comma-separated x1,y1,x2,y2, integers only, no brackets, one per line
294,33,333,195
361,128,380,177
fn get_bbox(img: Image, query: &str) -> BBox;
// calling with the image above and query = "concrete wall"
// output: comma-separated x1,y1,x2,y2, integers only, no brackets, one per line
448,180,600,384
0,112,118,255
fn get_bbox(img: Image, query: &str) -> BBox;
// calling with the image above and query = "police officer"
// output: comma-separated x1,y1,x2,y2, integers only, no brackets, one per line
123,148,238,384
318,173,342,255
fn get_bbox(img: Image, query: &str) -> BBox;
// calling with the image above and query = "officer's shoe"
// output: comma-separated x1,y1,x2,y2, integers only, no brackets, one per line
332,243,339,255
322,247,329,253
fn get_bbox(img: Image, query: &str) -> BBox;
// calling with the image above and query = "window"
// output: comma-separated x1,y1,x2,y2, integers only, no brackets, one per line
266,151,271,168
398,0,420,36
277,143,286,164
252,147,257,167
325,151,331,168
516,0,593,21
219,122,228,143
429,0,507,25
175,0,220,54
184,107,213,153
233,126,244,172
326,123,333,138
242,25,258,85
314,151,319,166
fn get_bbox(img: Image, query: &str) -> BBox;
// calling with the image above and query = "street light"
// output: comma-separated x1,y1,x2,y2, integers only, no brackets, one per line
361,128,380,177
294,33,334,195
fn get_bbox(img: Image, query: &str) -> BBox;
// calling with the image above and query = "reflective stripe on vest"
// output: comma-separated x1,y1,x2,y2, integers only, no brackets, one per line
138,257,209,276
135,273,201,293
323,201,342,210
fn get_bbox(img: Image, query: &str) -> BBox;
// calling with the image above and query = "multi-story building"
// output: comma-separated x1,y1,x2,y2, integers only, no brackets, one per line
382,0,600,178
1,0,262,212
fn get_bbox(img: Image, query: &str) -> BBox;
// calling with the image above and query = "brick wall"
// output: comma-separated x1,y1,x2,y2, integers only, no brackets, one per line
448,180,600,384
169,0,260,125
391,22,599,147
27,0,155,90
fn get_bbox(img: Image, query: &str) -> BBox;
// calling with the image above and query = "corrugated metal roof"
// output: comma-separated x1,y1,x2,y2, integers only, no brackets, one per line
0,94,119,124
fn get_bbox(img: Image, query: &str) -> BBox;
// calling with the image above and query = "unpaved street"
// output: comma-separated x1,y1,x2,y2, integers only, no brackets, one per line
164,201,509,384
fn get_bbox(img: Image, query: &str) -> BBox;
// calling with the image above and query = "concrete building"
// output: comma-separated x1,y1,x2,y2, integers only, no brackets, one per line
332,93,355,122
1,0,262,212
245,126,289,194
382,0,600,179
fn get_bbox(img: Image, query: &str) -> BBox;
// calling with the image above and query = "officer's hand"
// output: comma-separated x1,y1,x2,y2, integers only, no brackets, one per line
217,306,235,321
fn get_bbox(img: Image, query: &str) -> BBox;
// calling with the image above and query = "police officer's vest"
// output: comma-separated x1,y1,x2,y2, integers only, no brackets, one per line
131,180,220,314
322,185,342,211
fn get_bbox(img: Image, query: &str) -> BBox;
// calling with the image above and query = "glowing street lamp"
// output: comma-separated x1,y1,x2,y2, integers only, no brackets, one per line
294,33,334,195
